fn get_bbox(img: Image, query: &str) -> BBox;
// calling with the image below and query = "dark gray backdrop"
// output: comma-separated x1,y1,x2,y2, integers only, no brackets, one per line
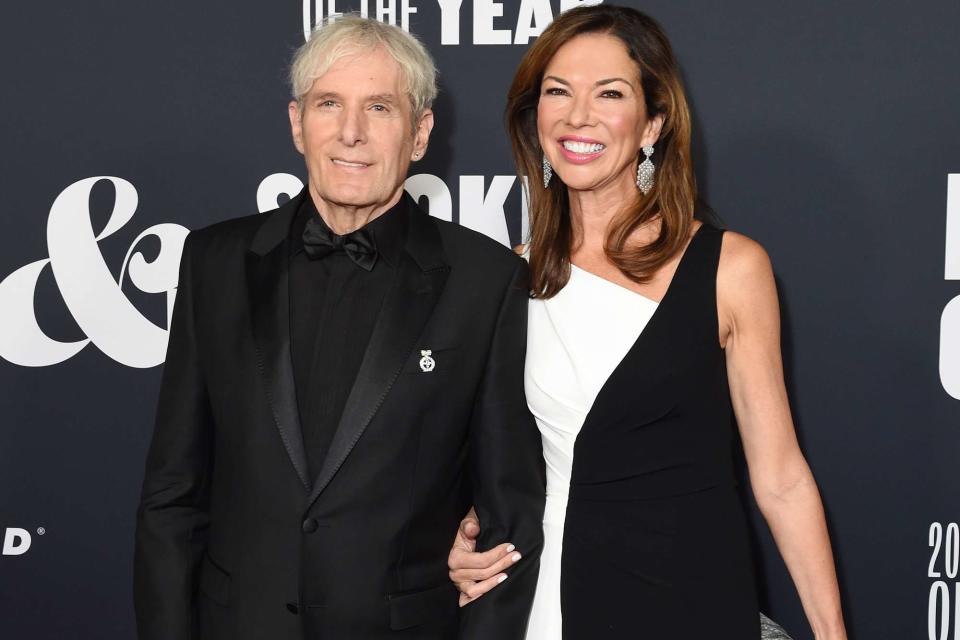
1,1,958,638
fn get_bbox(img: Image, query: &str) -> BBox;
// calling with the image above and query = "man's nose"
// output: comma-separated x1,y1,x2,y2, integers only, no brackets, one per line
339,106,367,146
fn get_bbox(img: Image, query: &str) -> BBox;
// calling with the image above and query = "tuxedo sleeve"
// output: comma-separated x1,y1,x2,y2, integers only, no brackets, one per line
459,258,546,640
134,231,212,640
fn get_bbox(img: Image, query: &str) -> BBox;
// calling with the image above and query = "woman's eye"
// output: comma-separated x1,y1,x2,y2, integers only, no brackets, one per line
600,90,623,99
544,87,568,96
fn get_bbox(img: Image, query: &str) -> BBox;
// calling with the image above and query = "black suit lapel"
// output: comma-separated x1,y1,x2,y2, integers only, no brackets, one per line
308,199,449,504
246,190,311,489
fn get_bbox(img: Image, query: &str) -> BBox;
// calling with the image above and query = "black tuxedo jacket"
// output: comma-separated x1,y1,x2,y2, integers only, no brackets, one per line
133,190,545,639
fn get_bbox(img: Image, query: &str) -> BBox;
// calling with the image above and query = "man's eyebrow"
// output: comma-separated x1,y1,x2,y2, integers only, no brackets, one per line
308,91,342,101
307,92,398,104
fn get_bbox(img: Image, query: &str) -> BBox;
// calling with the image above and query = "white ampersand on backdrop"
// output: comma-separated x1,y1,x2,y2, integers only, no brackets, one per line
0,177,188,368
0,174,310,369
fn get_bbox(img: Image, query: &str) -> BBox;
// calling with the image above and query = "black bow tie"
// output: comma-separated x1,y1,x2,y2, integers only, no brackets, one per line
302,214,378,271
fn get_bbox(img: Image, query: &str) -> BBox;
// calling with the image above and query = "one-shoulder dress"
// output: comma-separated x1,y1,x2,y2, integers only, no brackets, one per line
524,224,760,639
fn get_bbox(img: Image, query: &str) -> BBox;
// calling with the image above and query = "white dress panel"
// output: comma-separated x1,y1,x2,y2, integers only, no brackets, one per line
524,265,658,639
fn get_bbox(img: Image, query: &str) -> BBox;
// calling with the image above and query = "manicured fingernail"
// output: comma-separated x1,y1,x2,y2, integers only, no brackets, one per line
506,544,516,553
497,574,508,584
511,553,522,562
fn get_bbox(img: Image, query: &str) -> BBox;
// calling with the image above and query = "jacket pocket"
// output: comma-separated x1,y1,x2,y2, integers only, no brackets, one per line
387,583,458,630
198,553,231,607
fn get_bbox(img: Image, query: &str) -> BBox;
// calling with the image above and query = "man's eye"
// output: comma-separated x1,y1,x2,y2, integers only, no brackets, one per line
318,100,337,108
371,104,388,112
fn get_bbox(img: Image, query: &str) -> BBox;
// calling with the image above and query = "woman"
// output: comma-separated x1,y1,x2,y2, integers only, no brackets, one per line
447,5,847,639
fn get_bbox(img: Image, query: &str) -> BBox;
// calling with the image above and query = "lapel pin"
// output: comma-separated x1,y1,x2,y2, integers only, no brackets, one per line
419,349,436,373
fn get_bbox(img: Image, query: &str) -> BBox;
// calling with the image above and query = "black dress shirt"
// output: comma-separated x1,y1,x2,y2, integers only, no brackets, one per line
288,194,408,479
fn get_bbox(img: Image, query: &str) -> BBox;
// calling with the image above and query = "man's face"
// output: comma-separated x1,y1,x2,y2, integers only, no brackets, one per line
289,47,433,215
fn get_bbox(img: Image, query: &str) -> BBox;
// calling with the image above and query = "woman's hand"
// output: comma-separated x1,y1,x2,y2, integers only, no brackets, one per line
447,507,523,607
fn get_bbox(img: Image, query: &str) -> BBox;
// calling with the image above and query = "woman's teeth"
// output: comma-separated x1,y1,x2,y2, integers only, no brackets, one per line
562,141,605,154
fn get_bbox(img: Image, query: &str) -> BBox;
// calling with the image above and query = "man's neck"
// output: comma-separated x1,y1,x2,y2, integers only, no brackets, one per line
309,185,405,235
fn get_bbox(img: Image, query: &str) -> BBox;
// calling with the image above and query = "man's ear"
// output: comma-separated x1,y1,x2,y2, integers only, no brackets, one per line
411,108,434,161
288,100,305,154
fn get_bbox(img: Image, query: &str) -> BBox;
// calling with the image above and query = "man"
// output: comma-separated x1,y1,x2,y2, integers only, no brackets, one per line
134,16,544,639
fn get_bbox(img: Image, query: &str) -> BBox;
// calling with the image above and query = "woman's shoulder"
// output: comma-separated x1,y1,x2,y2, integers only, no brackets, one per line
717,229,772,279
720,231,770,269
683,220,766,271
716,229,777,315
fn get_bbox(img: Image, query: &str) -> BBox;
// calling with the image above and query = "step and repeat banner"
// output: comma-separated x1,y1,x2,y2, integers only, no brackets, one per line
1,1,958,638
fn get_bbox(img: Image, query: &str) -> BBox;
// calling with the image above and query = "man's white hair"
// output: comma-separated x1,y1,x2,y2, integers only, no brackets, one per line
290,14,438,122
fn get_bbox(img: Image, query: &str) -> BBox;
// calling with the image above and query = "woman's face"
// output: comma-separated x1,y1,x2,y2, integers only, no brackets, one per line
537,33,663,196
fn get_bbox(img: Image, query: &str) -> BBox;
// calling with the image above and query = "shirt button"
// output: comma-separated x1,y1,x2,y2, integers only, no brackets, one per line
301,517,319,533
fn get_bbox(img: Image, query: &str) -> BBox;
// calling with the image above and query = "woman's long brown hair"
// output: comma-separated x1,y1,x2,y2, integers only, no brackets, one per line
507,5,697,298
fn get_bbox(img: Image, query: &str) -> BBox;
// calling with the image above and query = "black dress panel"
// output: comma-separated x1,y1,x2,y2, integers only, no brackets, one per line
561,224,760,638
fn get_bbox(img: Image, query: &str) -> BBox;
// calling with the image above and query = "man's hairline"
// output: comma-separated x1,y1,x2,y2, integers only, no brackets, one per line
293,44,431,127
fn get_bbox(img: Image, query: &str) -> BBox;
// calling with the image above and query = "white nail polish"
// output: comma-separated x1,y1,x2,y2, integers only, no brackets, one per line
497,575,508,584
511,553,522,562
506,544,516,553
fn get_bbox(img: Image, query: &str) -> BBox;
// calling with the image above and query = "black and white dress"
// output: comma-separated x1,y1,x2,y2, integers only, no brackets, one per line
524,225,760,639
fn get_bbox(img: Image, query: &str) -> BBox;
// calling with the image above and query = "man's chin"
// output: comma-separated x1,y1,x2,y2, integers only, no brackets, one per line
313,188,377,208
312,185,403,213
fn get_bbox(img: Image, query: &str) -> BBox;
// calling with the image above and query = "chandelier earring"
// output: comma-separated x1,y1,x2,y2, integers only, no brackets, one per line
637,145,655,194
542,156,553,188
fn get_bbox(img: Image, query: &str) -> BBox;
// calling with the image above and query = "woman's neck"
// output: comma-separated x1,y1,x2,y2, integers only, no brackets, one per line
568,178,653,256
